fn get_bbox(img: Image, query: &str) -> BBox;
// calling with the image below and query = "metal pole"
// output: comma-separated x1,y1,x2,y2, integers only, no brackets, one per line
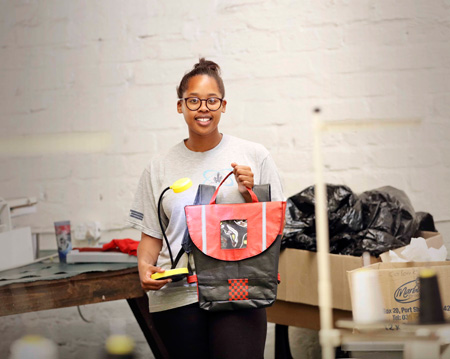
313,108,341,359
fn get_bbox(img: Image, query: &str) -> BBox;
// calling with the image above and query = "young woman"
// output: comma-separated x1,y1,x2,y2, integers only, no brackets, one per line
128,59,284,358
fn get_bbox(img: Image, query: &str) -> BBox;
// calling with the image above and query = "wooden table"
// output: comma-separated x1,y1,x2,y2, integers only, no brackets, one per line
0,263,169,358
0,260,348,359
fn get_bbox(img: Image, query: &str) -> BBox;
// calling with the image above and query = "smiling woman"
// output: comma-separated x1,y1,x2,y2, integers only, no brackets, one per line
127,58,284,359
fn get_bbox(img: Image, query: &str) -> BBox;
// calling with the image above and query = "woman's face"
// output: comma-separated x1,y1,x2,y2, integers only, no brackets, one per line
177,74,227,142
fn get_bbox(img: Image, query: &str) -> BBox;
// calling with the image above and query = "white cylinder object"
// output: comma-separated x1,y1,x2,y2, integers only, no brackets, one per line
351,269,385,324
9,335,58,359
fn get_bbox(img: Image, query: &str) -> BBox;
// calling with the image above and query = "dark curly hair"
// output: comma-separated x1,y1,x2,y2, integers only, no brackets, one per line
176,58,225,99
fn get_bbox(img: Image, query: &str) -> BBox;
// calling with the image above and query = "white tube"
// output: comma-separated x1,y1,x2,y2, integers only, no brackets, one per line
351,269,385,324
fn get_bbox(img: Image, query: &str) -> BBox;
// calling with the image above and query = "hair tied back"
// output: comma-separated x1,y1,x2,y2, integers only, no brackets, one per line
177,58,225,99
194,58,221,75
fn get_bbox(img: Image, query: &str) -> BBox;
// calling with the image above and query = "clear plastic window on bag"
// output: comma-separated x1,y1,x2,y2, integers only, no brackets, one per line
220,220,248,249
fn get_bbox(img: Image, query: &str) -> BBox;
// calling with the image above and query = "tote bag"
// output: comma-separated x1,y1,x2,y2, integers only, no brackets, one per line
184,171,286,311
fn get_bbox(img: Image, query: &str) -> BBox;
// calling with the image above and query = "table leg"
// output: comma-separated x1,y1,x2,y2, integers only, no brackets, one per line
127,295,169,359
275,324,293,359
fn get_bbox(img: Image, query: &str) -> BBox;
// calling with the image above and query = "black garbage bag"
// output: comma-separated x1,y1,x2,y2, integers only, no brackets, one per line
282,184,362,252
282,184,422,257
339,186,419,257
416,211,437,232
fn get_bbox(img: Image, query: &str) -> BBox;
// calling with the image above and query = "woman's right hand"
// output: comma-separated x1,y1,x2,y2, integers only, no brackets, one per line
137,233,171,291
138,262,172,291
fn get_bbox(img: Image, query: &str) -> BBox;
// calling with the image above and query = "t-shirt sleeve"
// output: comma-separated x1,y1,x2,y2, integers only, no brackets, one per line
259,153,286,202
127,167,163,239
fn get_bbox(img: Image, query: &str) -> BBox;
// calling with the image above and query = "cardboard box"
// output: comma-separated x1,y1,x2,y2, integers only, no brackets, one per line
276,231,441,312
348,260,450,325
379,231,444,262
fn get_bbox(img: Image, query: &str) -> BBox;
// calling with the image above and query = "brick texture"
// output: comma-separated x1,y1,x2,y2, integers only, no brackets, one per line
1,1,449,358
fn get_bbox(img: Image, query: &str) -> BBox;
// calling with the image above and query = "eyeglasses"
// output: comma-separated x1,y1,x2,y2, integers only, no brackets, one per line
179,97,223,111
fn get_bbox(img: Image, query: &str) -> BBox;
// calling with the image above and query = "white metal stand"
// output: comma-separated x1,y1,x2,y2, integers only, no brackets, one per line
313,108,341,358
312,109,422,359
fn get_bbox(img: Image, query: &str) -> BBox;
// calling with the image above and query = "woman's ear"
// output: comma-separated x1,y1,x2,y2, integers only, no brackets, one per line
177,100,183,113
221,99,227,113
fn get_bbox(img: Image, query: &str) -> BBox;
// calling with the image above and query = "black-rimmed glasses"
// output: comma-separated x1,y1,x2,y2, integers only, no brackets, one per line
179,97,223,111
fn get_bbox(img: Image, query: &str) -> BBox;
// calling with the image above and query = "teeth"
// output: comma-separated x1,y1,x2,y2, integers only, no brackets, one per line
196,118,211,122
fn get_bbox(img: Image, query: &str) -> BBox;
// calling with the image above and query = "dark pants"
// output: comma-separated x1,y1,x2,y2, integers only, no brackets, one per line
152,303,267,359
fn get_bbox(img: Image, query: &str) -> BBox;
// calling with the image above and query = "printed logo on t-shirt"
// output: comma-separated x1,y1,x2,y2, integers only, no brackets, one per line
203,169,234,186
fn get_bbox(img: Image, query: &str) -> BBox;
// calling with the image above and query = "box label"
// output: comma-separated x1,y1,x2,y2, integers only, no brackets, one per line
393,279,420,304
384,305,420,322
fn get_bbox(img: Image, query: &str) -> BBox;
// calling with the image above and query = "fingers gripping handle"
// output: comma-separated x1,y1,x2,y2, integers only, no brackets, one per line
209,171,259,205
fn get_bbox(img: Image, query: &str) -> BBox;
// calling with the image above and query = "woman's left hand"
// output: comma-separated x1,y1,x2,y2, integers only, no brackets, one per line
231,162,254,203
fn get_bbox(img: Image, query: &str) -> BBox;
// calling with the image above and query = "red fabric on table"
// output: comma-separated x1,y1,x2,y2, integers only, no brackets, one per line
101,238,139,256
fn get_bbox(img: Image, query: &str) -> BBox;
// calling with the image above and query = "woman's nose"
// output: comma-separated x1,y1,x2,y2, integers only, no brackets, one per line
199,100,209,112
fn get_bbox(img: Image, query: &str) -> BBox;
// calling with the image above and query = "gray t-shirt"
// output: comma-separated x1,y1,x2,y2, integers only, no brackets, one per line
128,134,284,312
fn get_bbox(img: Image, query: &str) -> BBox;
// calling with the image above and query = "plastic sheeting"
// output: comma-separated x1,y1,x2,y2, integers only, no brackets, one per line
282,185,435,257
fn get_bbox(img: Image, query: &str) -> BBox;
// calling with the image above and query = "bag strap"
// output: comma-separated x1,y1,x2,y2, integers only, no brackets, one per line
209,171,259,205
252,183,271,203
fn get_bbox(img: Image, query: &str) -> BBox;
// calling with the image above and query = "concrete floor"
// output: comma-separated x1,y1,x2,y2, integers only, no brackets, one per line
1,302,323,359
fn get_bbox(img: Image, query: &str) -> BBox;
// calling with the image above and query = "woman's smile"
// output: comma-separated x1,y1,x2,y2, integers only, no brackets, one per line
195,116,212,125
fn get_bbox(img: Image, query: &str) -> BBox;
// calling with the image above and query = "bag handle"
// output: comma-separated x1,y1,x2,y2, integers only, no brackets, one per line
209,170,259,205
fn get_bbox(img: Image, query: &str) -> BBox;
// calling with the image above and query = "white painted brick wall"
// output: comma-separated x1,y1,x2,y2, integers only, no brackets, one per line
1,1,450,358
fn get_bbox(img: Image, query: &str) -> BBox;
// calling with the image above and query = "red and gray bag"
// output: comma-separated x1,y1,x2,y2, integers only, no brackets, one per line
183,171,286,311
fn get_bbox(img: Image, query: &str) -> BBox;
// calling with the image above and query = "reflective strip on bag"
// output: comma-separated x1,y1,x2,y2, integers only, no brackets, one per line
262,202,266,251
201,205,207,255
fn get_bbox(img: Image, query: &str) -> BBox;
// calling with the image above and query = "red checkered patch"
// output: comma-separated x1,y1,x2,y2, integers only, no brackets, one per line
228,279,249,301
